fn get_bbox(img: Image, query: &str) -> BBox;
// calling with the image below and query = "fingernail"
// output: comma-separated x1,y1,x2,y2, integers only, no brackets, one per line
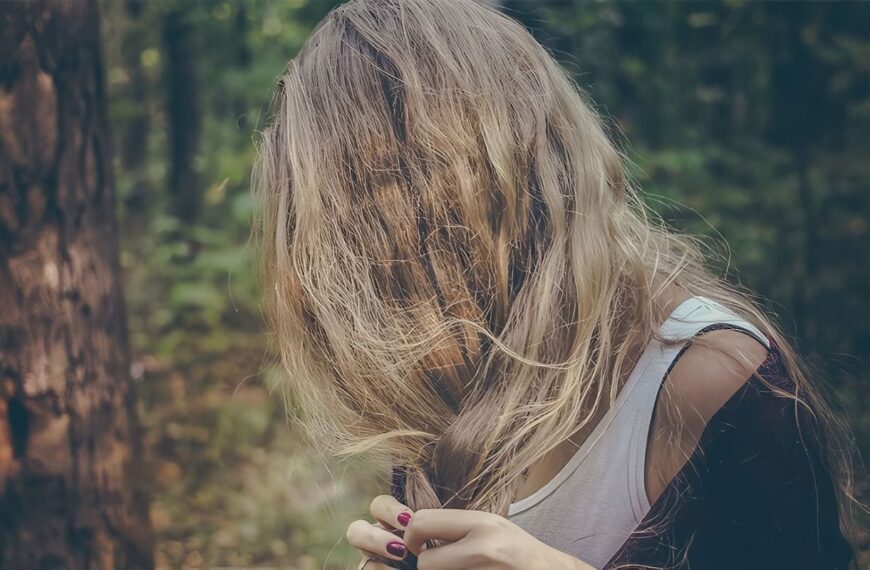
397,511,411,527
386,541,406,557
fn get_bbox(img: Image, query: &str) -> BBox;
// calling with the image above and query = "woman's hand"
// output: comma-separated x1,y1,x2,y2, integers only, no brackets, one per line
346,494,415,569
346,494,594,570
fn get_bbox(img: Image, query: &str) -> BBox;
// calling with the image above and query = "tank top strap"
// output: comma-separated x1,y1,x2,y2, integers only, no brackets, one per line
658,296,770,348
624,295,771,520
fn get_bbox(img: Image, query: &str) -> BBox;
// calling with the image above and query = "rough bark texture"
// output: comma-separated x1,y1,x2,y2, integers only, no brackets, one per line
0,1,153,568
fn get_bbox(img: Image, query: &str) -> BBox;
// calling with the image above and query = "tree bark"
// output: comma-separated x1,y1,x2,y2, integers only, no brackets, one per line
0,1,153,568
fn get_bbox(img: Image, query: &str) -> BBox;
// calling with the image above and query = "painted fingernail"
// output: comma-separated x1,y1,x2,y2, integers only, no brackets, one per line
386,541,406,557
397,511,412,527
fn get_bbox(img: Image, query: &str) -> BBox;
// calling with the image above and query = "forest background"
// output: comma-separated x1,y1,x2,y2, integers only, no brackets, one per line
7,0,868,568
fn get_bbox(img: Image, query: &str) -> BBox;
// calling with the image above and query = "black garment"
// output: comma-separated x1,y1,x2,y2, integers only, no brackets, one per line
388,336,855,569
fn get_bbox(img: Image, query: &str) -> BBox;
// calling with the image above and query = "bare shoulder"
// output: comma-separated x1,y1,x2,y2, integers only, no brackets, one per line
645,328,771,504
660,328,771,433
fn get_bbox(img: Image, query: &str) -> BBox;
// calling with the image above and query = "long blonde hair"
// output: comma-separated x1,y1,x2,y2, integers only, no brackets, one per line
251,0,858,552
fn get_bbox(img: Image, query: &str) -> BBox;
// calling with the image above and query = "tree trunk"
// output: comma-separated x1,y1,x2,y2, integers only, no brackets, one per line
0,1,153,568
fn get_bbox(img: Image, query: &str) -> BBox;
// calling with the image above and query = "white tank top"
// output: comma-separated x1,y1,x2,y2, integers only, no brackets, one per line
506,296,770,569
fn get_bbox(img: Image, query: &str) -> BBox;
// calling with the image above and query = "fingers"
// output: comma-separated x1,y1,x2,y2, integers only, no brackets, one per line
402,508,489,556
346,519,409,563
369,494,414,531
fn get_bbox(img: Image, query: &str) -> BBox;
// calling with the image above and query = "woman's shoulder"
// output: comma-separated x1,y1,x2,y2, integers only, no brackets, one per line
613,330,855,569
658,325,825,466
656,326,775,447
651,326,840,507
646,326,774,505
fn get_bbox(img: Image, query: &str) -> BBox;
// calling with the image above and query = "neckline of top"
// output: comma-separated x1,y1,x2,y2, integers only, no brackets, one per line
506,295,707,516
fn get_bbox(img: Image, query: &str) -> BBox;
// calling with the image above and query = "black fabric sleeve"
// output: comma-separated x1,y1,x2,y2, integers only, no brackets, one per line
604,341,855,569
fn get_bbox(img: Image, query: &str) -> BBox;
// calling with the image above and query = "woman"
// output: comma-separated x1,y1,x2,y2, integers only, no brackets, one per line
252,0,859,568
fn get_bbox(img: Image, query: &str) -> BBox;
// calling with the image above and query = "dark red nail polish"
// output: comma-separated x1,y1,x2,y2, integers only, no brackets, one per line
397,511,411,527
386,541,406,557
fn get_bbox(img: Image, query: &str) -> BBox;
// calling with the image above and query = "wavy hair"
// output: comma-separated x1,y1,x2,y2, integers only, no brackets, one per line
251,0,858,559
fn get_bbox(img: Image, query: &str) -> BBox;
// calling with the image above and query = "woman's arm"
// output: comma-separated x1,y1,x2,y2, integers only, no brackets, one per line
607,334,855,569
